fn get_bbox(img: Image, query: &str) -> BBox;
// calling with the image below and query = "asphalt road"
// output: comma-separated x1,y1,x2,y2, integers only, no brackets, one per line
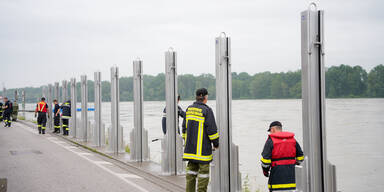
0,122,170,192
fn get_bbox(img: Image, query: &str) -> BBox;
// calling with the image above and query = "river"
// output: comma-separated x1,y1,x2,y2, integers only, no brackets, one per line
23,98,384,192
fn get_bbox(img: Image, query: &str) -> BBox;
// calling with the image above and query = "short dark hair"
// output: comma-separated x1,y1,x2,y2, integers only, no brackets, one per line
41,97,45,101
53,99,57,102
177,95,181,101
196,95,205,102
268,121,282,132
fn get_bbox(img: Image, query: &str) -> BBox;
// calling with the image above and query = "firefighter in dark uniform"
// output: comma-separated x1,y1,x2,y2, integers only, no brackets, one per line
35,97,48,134
2,97,13,127
57,100,71,136
261,121,304,191
0,101,3,122
53,99,61,133
182,88,219,192
162,95,185,134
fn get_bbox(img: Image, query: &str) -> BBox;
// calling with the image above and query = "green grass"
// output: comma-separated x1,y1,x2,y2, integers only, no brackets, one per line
125,144,130,153
17,116,26,120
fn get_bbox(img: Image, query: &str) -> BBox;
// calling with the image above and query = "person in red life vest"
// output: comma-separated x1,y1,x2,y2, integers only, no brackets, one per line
261,121,304,191
35,97,49,134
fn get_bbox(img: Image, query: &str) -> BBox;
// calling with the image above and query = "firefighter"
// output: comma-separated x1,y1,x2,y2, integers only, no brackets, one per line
260,121,304,191
35,97,48,134
162,95,185,135
182,88,219,192
53,99,61,133
0,100,3,122
2,97,13,127
57,100,71,136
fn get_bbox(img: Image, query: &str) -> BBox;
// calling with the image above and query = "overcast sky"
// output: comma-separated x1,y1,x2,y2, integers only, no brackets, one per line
0,0,383,89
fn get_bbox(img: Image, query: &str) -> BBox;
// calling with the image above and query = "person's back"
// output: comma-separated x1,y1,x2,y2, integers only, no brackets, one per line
182,88,219,192
60,100,71,135
35,98,48,134
161,95,185,135
261,121,304,191
2,98,12,127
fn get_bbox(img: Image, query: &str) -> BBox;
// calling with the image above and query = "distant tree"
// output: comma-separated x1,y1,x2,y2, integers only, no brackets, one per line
367,64,384,97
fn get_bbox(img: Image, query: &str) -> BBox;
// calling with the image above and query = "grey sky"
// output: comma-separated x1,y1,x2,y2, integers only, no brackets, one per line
1,0,383,88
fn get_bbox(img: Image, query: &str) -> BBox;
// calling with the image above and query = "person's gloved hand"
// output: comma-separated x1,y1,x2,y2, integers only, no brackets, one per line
263,170,269,177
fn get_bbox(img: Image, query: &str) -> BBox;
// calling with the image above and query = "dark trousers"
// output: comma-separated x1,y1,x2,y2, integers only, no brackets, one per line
3,112,11,127
54,116,60,133
62,118,69,135
37,112,47,134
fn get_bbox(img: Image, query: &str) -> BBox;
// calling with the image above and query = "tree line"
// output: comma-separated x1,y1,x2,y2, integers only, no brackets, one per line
2,64,383,103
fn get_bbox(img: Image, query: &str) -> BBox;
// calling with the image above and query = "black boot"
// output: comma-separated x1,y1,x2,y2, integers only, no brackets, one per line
38,127,42,134
42,129,45,134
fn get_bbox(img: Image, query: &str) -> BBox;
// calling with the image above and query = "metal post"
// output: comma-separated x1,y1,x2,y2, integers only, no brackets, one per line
22,90,25,118
94,72,104,147
70,78,77,138
110,66,123,154
161,48,184,175
300,3,337,192
211,33,241,192
47,84,53,130
80,75,88,141
14,90,18,102
130,59,150,161
54,82,60,102
62,80,68,103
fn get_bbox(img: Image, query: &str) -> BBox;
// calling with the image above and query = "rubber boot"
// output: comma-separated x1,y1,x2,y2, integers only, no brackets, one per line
38,127,42,134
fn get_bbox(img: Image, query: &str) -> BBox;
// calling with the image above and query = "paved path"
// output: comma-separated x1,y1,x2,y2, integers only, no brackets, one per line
0,122,172,192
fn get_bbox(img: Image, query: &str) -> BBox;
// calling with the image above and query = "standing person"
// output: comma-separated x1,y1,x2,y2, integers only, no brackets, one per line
53,99,61,133
260,121,304,192
35,97,48,134
182,88,219,192
2,97,13,127
57,100,71,136
0,99,3,122
162,95,186,135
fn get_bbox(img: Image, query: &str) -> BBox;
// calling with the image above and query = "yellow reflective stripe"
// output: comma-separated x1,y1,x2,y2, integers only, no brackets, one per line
186,115,205,121
268,183,296,189
62,116,71,118
42,127,46,130
183,153,213,161
296,156,304,161
208,133,219,140
182,133,186,138
196,122,203,155
37,125,42,127
65,128,69,130
261,157,271,164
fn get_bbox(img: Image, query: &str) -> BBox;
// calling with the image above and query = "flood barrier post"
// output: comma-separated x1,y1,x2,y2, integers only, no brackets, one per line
62,80,68,103
94,72,104,147
211,33,241,192
80,75,88,141
130,59,150,161
54,82,60,102
110,66,124,154
161,48,185,175
47,84,53,130
70,78,77,138
300,3,337,192
21,90,25,119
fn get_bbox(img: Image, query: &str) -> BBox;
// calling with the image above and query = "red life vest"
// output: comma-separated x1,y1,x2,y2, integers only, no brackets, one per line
36,102,47,113
270,132,297,167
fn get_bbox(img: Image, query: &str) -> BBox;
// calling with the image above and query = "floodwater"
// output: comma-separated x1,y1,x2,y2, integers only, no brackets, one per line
24,98,384,192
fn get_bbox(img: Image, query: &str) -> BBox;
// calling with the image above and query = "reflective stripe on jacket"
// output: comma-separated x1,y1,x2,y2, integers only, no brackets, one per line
36,102,47,113
182,101,219,164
